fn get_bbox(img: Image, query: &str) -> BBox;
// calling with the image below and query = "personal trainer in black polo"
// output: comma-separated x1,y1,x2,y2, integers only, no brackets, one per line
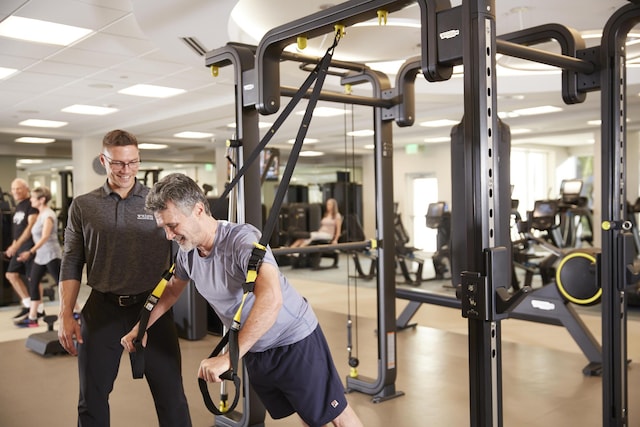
57,130,191,426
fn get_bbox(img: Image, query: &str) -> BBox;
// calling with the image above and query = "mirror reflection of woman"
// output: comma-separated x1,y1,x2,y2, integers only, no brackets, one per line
15,187,62,327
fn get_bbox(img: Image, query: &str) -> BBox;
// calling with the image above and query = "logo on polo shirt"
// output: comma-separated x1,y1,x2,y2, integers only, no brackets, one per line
331,400,339,408
137,214,155,221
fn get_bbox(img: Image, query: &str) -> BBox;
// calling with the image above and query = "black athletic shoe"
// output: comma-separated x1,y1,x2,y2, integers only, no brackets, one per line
12,307,29,320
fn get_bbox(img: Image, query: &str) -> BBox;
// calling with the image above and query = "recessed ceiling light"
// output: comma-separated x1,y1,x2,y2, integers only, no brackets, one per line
587,119,601,126
364,144,375,150
62,104,118,115
423,137,450,143
510,128,532,135
296,107,347,117
19,119,68,128
15,137,55,144
139,143,168,150
346,129,375,137
174,131,214,139
287,138,318,144
118,84,186,98
0,66,18,80
17,158,43,164
419,119,460,127
0,16,92,46
299,151,324,157
498,111,520,119
511,105,563,116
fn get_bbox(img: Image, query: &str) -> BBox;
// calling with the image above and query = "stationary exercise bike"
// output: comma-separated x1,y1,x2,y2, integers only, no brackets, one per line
512,199,601,305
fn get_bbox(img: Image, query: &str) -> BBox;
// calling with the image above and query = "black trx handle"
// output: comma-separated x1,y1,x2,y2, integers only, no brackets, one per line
198,333,242,415
198,29,341,416
130,265,175,379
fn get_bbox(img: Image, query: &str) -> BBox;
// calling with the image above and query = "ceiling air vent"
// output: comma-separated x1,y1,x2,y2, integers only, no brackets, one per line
180,37,207,56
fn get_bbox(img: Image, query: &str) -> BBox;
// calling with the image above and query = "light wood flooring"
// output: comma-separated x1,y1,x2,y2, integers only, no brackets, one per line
0,255,639,426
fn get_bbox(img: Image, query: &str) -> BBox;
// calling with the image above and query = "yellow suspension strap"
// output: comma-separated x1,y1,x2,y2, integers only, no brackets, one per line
198,242,266,416
130,264,175,379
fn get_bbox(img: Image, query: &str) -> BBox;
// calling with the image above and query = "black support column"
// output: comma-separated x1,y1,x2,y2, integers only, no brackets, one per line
459,1,506,426
600,3,640,426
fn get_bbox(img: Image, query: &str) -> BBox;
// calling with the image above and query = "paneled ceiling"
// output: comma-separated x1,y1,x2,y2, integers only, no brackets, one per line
0,0,638,174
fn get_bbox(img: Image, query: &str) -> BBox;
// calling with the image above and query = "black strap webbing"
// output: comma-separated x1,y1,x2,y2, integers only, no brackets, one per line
130,265,175,379
198,30,342,416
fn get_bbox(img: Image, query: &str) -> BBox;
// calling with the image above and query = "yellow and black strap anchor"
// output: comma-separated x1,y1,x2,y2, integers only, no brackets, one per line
199,243,266,416
131,264,175,379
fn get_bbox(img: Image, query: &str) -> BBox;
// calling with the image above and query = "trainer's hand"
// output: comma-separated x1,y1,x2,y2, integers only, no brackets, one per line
198,355,231,383
58,312,82,356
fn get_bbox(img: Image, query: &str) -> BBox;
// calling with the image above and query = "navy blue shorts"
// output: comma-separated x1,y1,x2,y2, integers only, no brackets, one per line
6,252,31,274
244,325,347,426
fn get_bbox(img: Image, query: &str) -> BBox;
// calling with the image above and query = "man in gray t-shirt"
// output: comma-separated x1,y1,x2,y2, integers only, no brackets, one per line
121,173,363,427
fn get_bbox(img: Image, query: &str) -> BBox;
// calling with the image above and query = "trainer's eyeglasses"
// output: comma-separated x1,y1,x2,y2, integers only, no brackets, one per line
102,154,141,171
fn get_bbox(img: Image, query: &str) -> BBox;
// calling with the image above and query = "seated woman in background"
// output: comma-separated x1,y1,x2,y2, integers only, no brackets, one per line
290,198,343,248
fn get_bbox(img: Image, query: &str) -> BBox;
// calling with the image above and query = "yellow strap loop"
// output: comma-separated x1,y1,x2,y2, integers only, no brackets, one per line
297,36,307,50
210,65,219,77
377,10,388,25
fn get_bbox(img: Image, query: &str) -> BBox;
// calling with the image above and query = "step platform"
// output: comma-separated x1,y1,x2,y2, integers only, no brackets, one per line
26,315,66,356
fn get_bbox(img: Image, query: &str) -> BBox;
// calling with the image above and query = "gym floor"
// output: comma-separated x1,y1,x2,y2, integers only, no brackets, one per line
0,255,639,426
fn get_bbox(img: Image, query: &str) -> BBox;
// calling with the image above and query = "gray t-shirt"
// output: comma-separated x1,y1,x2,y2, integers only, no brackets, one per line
174,220,318,353
31,207,62,265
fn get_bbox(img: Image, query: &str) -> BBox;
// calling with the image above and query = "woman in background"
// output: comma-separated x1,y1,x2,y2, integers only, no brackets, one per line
15,186,62,327
290,198,343,248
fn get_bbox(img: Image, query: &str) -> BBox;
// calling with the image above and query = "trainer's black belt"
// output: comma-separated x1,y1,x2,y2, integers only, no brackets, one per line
100,290,150,307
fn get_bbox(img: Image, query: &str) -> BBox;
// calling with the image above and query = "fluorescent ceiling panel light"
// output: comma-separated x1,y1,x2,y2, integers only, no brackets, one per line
19,119,68,128
299,151,324,157
423,137,450,143
15,137,55,144
17,158,43,164
419,119,459,128
174,131,214,139
510,128,532,135
511,105,563,116
287,138,318,144
118,84,186,98
346,130,375,137
364,144,375,150
498,111,520,119
296,107,347,117
0,66,18,80
0,16,92,46
587,120,601,126
62,104,118,115
139,143,168,150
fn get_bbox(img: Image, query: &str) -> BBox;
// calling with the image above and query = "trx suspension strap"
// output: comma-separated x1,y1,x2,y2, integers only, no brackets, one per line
130,264,175,379
198,28,343,416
